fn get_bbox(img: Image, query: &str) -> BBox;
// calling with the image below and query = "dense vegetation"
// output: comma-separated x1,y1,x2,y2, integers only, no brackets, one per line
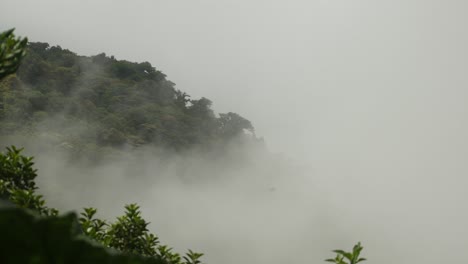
0,206,166,264
0,39,259,157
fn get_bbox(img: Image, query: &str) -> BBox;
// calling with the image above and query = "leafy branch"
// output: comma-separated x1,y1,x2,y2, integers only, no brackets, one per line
0,28,28,80
326,242,367,264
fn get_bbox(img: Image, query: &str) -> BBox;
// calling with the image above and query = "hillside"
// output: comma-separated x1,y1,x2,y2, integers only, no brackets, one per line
0,42,259,157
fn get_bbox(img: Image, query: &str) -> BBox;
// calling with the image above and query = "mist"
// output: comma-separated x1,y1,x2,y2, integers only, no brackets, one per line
2,1,468,264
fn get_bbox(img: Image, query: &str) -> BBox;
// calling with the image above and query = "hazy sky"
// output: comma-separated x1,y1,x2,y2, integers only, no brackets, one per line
2,1,468,264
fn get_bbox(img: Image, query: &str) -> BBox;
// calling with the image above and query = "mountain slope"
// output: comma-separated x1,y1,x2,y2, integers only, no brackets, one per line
0,42,258,156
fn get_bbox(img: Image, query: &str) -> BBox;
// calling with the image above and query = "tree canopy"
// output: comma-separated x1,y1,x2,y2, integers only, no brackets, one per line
0,41,260,158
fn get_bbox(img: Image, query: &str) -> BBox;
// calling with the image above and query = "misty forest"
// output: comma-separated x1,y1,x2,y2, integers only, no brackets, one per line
2,1,468,264
0,28,363,264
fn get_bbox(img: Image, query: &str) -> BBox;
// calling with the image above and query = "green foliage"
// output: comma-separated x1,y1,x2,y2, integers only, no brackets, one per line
0,29,28,80
0,146,57,215
0,205,167,264
107,204,158,256
79,204,204,264
79,207,108,242
325,242,367,264
6,188,58,216
218,112,254,139
157,245,182,264
0,145,37,190
183,250,204,264
0,42,259,157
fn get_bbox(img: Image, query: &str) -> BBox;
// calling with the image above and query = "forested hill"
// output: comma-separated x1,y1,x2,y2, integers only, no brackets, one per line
0,42,259,156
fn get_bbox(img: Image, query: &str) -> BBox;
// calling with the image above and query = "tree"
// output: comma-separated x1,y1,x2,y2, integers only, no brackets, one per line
188,97,214,119
174,90,190,108
0,146,37,191
218,112,254,139
0,146,58,216
0,29,28,80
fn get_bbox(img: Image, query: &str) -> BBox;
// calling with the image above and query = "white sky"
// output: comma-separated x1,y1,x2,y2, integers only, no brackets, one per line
2,1,468,264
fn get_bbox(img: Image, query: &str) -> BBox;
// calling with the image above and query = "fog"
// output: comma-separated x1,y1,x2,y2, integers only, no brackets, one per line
2,0,468,264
